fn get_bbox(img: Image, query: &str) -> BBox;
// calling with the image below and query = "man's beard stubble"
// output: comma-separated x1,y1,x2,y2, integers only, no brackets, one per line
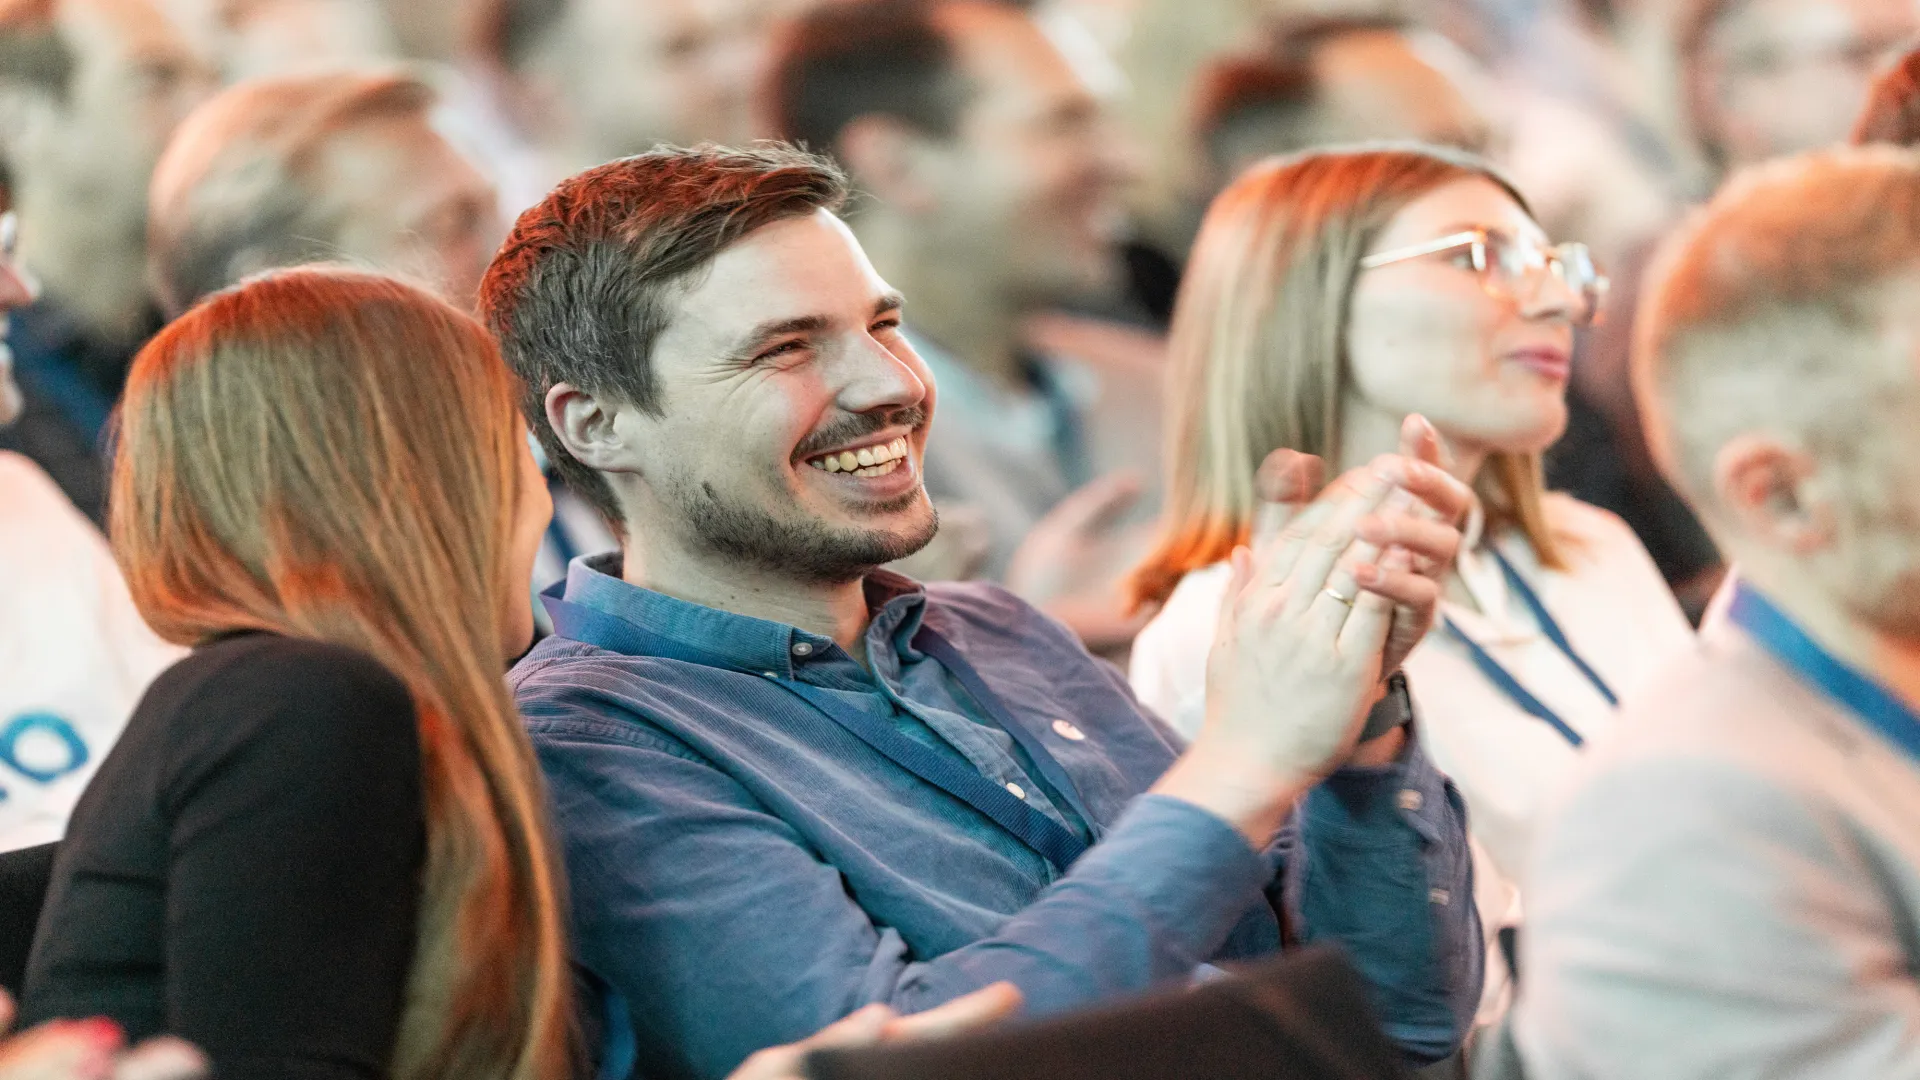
664,404,939,584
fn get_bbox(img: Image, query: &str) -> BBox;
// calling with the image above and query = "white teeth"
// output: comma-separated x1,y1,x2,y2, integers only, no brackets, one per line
808,436,913,474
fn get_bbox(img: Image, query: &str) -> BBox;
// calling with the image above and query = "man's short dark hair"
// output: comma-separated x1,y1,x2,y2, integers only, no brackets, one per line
762,0,1032,159
478,143,851,538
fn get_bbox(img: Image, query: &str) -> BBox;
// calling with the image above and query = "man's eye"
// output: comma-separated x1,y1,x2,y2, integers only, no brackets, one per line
758,340,806,362
871,318,902,334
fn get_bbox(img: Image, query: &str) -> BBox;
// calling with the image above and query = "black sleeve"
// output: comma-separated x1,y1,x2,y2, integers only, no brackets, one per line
159,640,426,1080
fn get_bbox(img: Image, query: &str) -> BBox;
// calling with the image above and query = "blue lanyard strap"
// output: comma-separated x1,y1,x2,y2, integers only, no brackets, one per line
1443,548,1617,748
540,588,1092,873
1727,584,1920,768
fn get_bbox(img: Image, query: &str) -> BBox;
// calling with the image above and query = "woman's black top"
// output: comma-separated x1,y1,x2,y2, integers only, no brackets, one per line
20,632,426,1079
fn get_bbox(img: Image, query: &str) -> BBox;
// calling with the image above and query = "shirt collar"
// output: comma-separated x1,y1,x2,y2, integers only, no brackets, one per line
561,552,930,676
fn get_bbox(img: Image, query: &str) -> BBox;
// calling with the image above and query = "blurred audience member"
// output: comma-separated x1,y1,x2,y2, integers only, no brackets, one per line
0,210,179,856
155,0,399,82
1502,145,1920,1079
483,142,1480,1080
0,0,211,523
1193,18,1492,211
1123,15,1495,325
1127,145,1693,1024
765,0,1158,650
1678,0,1920,180
1852,41,1920,143
147,71,501,316
460,0,783,211
145,69,614,595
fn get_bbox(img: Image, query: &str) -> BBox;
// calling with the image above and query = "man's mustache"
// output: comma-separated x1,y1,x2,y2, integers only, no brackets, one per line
794,406,928,460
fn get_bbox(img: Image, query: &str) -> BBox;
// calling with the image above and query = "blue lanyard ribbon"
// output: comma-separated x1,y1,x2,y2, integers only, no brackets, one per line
539,585,1093,873
1727,584,1920,769
1443,548,1617,748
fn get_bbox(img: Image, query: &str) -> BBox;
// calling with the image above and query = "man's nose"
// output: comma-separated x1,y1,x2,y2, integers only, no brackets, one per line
836,336,929,415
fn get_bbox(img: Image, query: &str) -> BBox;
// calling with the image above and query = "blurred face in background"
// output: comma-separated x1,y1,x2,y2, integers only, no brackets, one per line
1345,177,1584,462
317,111,503,310
1697,0,1920,167
542,0,776,156
11,0,211,304
916,4,1133,307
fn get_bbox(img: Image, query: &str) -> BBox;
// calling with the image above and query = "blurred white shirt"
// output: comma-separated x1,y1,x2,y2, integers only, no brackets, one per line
1129,492,1694,1021
0,451,182,852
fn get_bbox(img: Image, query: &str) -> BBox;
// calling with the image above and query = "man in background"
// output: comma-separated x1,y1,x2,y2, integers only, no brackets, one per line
1504,145,1920,1078
0,0,211,523
146,67,615,598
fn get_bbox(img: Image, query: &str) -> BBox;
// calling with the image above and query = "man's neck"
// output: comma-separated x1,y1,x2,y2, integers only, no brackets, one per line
854,214,1027,392
621,542,876,664
1741,568,1920,719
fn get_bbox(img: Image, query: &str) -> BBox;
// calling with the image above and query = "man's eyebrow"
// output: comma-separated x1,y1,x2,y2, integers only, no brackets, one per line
874,292,905,317
732,314,831,356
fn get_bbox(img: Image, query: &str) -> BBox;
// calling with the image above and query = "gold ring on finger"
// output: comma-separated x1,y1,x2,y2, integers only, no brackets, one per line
1322,585,1357,607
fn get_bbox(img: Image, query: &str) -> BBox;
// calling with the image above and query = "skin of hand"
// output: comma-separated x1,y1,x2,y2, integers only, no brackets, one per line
724,983,1023,1080
1151,414,1470,846
0,991,206,1080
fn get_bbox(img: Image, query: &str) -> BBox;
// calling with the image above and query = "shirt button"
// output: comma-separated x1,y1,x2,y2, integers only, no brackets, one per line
1005,782,1027,800
1398,789,1424,812
791,641,814,658
1051,719,1087,741
1429,888,1451,906
761,671,780,680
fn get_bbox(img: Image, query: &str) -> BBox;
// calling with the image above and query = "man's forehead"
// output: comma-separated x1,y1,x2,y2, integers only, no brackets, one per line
661,212,892,345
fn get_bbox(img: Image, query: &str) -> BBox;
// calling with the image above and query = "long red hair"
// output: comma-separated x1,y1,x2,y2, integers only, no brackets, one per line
110,267,572,1080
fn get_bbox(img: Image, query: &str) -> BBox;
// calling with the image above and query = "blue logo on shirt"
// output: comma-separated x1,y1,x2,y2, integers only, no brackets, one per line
0,712,90,800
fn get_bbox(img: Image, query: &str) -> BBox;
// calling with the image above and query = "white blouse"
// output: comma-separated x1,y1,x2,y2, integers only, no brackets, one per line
1129,493,1696,1019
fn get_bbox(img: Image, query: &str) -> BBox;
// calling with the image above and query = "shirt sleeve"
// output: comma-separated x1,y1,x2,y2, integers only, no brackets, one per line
531,723,1273,1080
1272,730,1481,1065
158,642,425,1080
1132,595,1480,1064
1513,755,1920,1080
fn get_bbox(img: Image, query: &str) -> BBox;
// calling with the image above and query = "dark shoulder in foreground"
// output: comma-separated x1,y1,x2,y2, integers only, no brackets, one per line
140,632,418,761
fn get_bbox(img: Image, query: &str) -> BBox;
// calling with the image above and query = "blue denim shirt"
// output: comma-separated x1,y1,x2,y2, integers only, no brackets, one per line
515,555,1480,1080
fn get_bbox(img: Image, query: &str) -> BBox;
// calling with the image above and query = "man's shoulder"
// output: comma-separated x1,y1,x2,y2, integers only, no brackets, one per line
919,579,1084,654
508,637,706,745
1549,631,1913,854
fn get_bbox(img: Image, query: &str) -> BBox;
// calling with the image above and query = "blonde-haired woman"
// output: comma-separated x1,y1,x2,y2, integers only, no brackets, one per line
1128,146,1694,1021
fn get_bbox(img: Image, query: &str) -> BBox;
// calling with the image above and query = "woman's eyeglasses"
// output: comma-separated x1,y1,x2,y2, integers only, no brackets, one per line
1358,229,1609,326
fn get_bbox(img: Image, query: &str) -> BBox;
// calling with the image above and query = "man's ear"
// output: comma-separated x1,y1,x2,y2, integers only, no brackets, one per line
1712,434,1834,556
546,382,642,475
836,114,944,215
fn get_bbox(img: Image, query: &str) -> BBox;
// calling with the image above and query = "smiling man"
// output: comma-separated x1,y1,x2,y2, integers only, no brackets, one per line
482,143,1481,1080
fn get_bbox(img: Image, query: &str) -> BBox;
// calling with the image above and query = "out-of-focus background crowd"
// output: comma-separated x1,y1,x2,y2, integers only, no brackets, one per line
7,0,1907,662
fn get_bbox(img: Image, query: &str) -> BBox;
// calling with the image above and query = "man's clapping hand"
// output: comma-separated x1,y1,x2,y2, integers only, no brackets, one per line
1152,414,1469,846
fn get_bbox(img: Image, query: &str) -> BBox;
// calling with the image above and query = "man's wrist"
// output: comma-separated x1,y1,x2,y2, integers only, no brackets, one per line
1150,740,1312,850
